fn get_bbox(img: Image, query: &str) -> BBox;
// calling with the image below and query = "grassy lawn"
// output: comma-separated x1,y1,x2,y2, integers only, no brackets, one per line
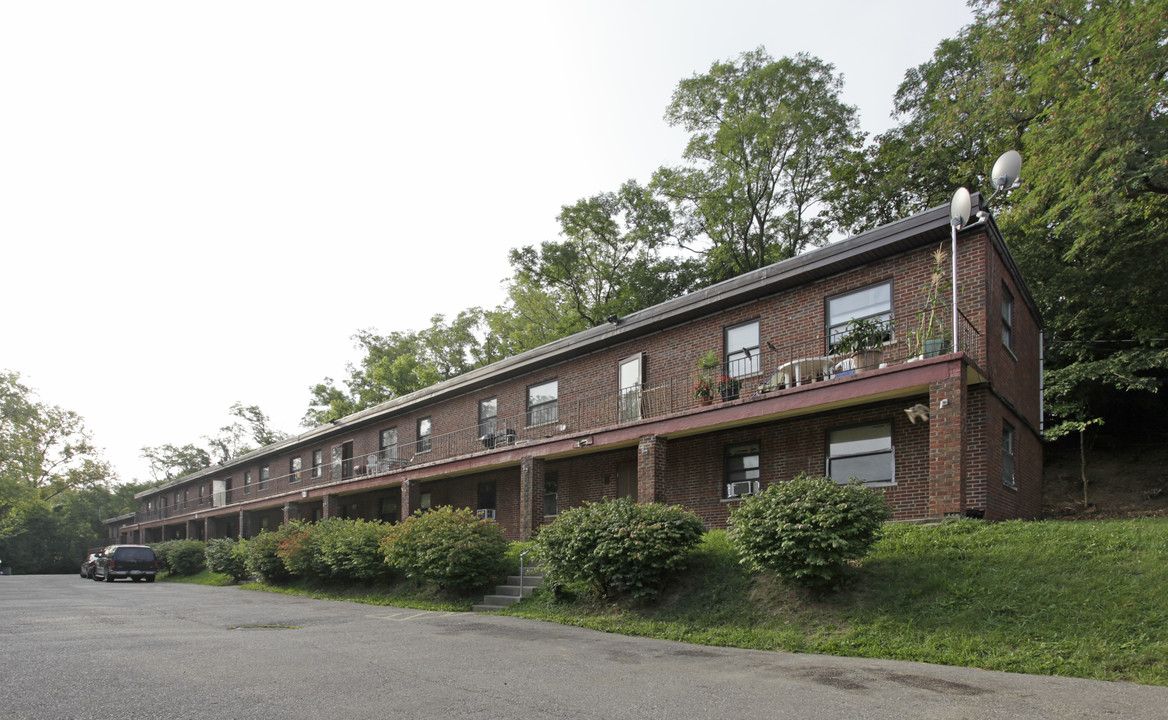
166,518,1168,685
504,519,1168,686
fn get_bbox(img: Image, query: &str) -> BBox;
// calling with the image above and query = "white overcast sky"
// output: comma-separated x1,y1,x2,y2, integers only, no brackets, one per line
1,1,974,484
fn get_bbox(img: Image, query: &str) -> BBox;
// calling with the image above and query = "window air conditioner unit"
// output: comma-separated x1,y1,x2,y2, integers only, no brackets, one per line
477,509,496,520
726,481,760,498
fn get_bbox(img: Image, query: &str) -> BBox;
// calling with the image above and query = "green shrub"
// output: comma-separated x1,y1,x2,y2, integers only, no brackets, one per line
728,473,890,591
317,518,395,584
382,506,507,593
165,539,206,576
535,497,705,601
244,529,292,584
151,540,182,573
204,538,249,581
275,520,325,580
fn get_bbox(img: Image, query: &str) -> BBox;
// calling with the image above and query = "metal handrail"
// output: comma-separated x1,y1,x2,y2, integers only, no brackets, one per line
129,302,984,525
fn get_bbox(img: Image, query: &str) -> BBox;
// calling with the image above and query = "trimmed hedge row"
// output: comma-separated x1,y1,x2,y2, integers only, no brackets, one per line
233,512,506,593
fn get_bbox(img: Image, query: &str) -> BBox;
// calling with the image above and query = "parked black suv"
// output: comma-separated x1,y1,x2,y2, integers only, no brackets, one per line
93,545,158,583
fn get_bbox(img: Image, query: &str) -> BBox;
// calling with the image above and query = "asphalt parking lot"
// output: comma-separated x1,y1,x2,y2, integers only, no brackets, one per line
3,575,1166,719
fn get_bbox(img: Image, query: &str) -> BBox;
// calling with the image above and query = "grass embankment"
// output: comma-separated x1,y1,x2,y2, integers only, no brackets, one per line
507,519,1168,686
165,519,1168,685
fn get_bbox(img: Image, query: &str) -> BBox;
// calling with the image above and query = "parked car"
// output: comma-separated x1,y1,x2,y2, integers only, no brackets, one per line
80,552,101,579
93,545,157,583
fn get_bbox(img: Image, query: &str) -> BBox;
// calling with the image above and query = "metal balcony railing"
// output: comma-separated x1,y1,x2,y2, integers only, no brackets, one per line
132,304,981,525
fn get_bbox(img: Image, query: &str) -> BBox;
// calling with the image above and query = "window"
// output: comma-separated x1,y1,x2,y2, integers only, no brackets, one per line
827,423,893,485
618,353,644,422
1002,423,1016,487
543,470,559,517
416,417,431,453
420,492,432,511
527,379,558,427
724,443,760,498
478,398,498,438
477,481,496,515
827,282,892,351
725,321,760,378
378,497,399,524
1002,285,1015,351
259,465,270,492
198,485,205,505
289,457,302,484
379,428,398,461
243,471,251,494
311,449,323,479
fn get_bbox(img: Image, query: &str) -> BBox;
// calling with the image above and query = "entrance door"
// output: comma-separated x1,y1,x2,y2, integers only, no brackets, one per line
616,461,637,500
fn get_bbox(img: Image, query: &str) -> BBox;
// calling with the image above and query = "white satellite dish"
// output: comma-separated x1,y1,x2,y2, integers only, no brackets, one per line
949,187,972,229
991,150,1022,192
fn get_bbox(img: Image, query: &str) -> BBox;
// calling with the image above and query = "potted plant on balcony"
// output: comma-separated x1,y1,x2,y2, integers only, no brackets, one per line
906,245,951,359
718,375,742,402
693,377,714,406
836,316,891,372
693,350,721,406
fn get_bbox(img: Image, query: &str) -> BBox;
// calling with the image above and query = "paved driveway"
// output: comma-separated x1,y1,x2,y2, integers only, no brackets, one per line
3,575,1166,719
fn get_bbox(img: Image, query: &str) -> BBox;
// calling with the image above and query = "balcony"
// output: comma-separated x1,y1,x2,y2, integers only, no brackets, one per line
132,306,981,526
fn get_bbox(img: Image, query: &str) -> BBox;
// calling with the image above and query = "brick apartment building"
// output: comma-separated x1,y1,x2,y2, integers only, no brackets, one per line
107,196,1043,544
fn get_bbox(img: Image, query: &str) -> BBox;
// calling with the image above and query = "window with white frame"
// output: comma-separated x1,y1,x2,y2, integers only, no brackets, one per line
724,443,760,498
827,282,892,352
311,449,322,479
827,423,894,485
725,321,760,378
1002,422,1016,487
259,465,270,491
379,428,398,461
527,379,558,427
416,417,431,453
1002,284,1015,351
478,398,498,438
289,456,302,484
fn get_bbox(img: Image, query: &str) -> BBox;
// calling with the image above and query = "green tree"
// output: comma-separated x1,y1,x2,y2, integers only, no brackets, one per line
507,179,700,330
653,48,861,282
827,0,1168,443
303,309,501,427
139,443,211,483
1,371,116,572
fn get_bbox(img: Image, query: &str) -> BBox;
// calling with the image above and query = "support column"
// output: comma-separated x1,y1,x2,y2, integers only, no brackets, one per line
928,363,968,518
400,480,421,520
283,502,301,524
637,435,667,504
321,494,341,520
519,456,545,540
238,509,251,540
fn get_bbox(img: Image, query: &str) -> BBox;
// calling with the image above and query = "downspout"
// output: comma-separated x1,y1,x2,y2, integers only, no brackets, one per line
1039,331,1045,434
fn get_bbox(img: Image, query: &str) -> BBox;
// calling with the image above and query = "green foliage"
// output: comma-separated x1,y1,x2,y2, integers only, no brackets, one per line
303,310,500,427
244,528,292,584
535,497,705,601
834,317,892,356
274,519,324,579
826,0,1168,438
161,539,206,576
315,518,395,584
382,506,507,593
653,47,861,281
728,474,890,591
509,520,1168,686
1,371,114,572
204,538,249,581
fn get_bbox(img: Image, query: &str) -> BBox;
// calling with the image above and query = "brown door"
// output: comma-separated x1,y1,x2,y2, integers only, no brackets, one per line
616,461,637,500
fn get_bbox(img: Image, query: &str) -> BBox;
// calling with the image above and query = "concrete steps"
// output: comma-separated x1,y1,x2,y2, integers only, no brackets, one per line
473,567,545,612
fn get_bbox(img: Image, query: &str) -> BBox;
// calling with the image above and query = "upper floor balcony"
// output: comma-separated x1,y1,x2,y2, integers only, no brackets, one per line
132,304,983,526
